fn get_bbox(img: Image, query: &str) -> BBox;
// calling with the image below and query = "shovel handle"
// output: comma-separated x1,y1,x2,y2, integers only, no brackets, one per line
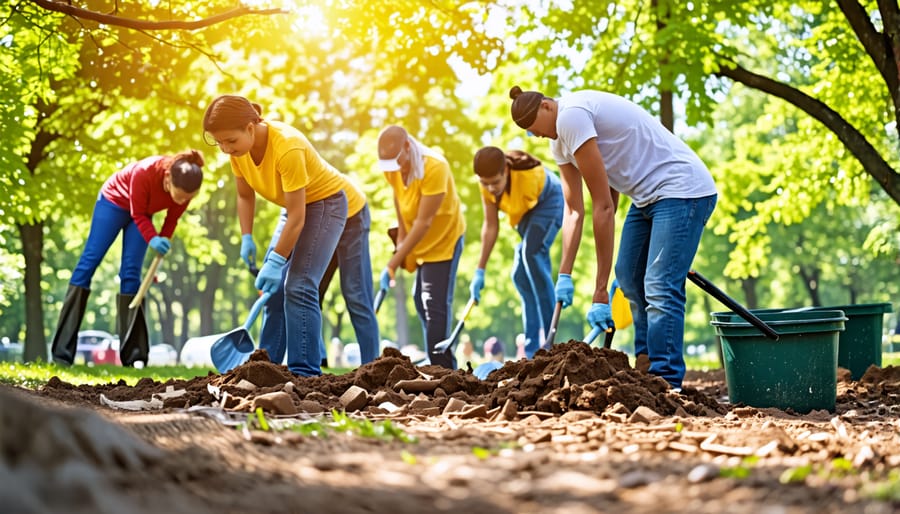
244,292,272,330
129,254,163,309
687,270,779,341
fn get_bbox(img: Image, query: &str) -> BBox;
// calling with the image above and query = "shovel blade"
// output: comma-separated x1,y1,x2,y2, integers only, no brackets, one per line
210,328,255,373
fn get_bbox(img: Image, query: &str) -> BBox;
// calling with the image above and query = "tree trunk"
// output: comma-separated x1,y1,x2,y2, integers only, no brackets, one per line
740,276,759,310
18,222,47,362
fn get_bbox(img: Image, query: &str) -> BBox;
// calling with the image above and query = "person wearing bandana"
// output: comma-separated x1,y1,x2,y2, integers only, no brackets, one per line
376,125,465,369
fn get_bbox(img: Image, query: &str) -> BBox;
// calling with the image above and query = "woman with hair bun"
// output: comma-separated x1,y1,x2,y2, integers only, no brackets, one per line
508,85,717,390
469,146,563,359
51,150,204,367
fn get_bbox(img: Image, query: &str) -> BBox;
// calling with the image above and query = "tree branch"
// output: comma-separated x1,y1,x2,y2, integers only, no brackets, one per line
836,0,898,100
28,0,286,31
715,60,900,205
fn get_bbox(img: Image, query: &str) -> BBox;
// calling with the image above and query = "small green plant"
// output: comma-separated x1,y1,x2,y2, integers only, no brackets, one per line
241,408,417,444
720,456,759,479
779,464,813,484
861,470,900,502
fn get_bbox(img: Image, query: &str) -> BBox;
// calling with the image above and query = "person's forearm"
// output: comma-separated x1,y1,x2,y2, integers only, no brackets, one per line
388,217,430,271
273,215,304,259
558,207,583,276
477,222,498,270
237,195,255,237
592,204,615,304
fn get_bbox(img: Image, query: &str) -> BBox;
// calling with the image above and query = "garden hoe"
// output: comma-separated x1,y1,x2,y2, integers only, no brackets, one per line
210,291,272,373
432,297,477,354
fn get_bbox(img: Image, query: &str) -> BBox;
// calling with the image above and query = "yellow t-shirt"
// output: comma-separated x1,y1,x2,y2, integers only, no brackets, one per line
479,164,546,227
230,120,364,215
385,152,465,268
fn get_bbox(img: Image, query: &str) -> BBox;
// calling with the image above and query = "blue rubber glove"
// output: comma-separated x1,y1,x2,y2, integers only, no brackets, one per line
379,268,394,291
469,268,485,302
148,236,170,255
610,278,620,298
240,234,257,267
255,252,287,294
555,273,574,308
587,302,614,331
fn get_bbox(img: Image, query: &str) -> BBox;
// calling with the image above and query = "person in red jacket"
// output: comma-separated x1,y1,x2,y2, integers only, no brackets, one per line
50,151,204,366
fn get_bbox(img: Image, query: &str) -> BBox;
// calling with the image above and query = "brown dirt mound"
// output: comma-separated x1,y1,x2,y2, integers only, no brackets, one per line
38,341,725,418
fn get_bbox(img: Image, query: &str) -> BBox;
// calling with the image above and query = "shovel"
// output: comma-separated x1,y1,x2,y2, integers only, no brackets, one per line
687,269,779,340
210,292,272,373
432,297,477,354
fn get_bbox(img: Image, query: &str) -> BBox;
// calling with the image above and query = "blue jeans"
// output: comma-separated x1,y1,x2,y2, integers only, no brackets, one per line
413,236,464,369
261,205,379,367
326,204,379,364
71,194,148,294
614,194,717,388
512,173,563,357
258,192,347,377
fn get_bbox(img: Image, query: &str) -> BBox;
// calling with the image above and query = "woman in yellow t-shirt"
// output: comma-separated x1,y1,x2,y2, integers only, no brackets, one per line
469,147,563,358
376,125,465,369
203,95,354,377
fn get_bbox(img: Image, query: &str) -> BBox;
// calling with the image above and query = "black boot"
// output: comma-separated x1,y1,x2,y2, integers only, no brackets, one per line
51,285,91,365
118,294,149,367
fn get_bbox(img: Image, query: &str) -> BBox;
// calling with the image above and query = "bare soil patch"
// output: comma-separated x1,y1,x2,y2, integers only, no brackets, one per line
3,341,899,513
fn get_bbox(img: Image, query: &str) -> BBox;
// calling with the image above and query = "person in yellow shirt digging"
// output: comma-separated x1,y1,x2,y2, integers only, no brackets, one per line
376,125,466,369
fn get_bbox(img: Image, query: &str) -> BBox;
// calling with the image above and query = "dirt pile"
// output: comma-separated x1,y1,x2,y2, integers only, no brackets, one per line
37,341,725,419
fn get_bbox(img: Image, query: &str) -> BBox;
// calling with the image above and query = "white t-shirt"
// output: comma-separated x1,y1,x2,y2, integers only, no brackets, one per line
550,90,717,208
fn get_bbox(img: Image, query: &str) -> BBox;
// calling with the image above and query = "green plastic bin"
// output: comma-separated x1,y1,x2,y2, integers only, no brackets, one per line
813,303,892,380
711,310,846,413
714,303,892,380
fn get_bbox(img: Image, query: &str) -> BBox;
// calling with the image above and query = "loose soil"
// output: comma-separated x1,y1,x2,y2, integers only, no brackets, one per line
2,341,899,513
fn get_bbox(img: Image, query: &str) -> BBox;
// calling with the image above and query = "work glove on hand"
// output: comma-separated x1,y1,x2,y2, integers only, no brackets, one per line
255,252,287,294
469,268,485,302
240,234,257,267
555,273,574,309
379,268,394,291
148,236,171,255
587,302,614,332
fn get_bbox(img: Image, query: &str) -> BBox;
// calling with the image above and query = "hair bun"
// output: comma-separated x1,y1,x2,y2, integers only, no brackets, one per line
509,86,523,100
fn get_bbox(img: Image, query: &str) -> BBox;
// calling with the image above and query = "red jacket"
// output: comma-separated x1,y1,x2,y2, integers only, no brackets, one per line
101,156,189,242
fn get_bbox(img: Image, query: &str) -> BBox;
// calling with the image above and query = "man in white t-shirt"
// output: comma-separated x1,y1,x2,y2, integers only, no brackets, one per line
508,85,717,390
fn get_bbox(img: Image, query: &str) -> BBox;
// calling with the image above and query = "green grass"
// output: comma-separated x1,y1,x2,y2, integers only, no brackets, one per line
0,361,215,389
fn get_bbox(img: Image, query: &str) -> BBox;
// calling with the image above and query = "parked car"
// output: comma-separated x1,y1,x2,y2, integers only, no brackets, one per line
76,330,116,365
148,343,178,366
0,337,24,363
90,338,121,366
179,335,219,368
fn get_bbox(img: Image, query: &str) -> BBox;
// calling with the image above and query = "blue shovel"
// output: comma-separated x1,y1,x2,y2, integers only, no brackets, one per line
210,292,272,373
